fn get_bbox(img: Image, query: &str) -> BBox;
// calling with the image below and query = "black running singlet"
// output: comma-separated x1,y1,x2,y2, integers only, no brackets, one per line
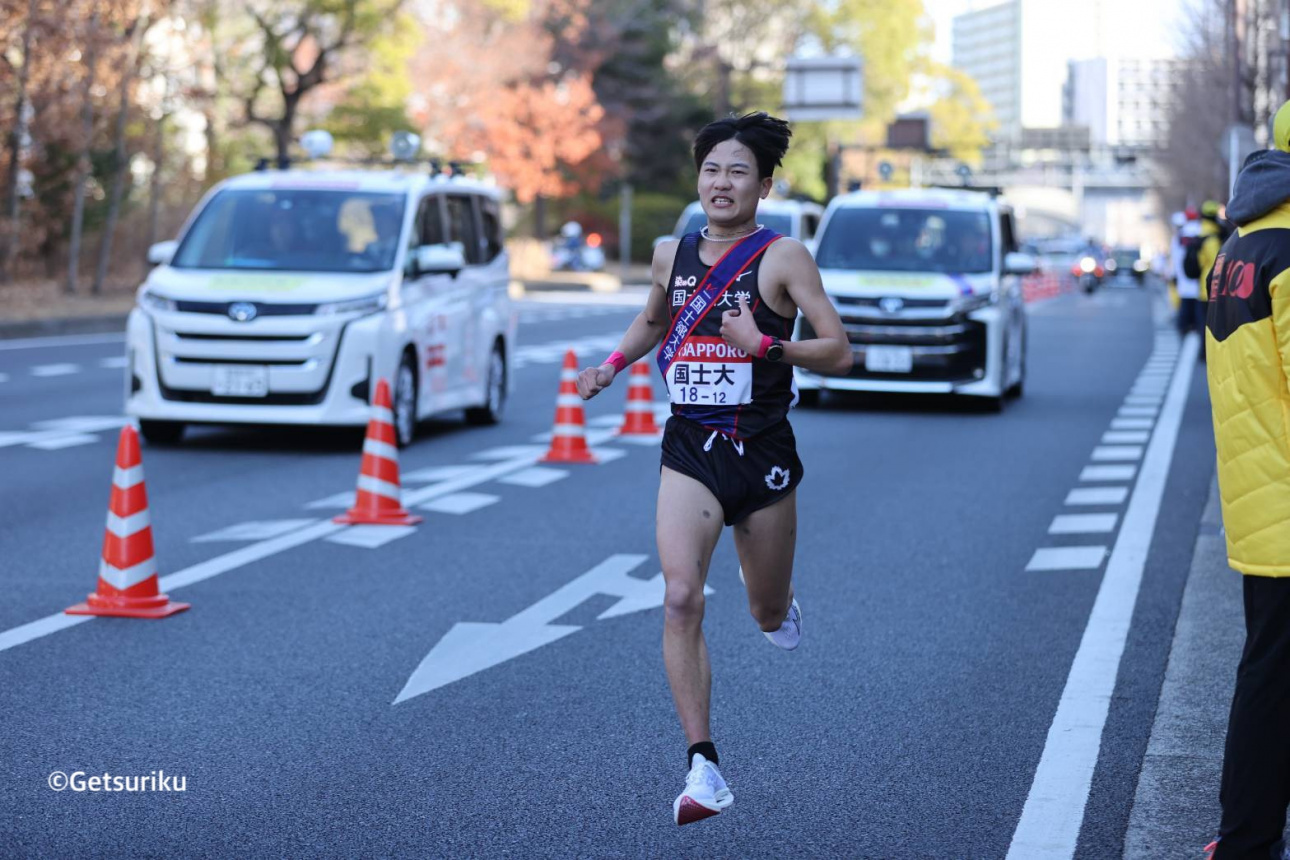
664,231,797,439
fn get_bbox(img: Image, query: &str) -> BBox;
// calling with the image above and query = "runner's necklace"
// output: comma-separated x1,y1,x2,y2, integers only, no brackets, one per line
701,224,764,243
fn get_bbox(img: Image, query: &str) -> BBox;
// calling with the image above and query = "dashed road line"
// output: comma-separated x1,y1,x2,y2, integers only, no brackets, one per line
1065,486,1130,505
417,492,500,515
1049,513,1119,535
30,363,80,377
1092,445,1143,462
1026,546,1110,572
1102,431,1150,444
1080,465,1137,482
1008,332,1199,858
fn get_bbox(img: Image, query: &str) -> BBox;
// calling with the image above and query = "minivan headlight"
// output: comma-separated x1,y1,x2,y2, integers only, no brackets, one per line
139,289,176,313
957,290,998,313
315,292,388,317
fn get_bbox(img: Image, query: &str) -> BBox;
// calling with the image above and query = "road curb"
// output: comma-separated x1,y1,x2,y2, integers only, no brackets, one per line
0,314,129,340
1123,478,1240,858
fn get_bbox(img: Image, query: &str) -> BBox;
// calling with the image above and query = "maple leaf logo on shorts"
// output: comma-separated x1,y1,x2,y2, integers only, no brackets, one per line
764,466,790,491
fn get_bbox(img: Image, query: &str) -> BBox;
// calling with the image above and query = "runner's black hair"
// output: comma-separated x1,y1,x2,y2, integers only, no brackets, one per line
693,112,792,180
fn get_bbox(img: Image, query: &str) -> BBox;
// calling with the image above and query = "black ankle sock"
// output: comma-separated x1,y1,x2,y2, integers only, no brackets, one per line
687,741,718,768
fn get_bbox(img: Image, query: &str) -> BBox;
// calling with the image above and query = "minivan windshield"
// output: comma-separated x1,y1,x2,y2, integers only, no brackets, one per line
814,208,994,274
680,211,793,238
171,188,406,273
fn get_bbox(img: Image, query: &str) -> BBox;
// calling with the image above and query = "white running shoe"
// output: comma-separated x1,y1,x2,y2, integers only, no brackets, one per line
673,754,734,826
763,598,802,650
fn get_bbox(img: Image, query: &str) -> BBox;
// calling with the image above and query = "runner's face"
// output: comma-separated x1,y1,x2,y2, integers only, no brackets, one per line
698,140,772,230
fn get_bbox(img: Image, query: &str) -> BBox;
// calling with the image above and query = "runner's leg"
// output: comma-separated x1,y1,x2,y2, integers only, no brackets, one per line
734,490,797,632
658,466,726,745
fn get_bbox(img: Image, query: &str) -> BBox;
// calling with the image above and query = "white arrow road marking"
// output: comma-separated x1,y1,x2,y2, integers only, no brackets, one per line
0,415,129,450
394,555,709,705
0,427,630,655
400,465,482,483
325,525,418,549
0,372,8,383
26,434,98,450
417,492,499,515
30,363,81,377
192,519,318,543
498,467,568,488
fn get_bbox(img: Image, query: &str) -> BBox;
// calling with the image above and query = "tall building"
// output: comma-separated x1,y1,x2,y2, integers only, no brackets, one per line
952,0,1109,141
1065,57,1182,149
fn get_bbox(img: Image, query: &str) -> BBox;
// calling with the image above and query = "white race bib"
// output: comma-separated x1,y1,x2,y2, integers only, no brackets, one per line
667,336,753,407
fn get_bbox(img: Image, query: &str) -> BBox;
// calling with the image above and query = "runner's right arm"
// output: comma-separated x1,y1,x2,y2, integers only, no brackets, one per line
576,240,676,400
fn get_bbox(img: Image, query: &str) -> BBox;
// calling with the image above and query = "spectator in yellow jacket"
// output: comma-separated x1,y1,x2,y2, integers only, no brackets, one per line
1204,100,1290,859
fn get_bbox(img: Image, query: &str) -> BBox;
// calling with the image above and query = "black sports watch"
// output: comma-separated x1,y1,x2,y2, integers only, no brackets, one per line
764,336,785,362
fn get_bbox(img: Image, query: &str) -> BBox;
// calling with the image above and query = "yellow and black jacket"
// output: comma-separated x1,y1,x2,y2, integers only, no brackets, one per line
1206,192,1290,576
1198,220,1223,302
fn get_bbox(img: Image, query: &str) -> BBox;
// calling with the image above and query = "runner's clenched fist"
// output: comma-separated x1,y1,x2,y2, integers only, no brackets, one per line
577,364,616,400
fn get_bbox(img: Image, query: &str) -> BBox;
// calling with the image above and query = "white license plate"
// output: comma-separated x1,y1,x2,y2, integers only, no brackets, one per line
864,345,914,373
212,366,269,397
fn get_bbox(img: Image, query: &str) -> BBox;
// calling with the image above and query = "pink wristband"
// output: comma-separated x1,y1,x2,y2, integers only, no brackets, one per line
756,335,774,359
603,351,628,374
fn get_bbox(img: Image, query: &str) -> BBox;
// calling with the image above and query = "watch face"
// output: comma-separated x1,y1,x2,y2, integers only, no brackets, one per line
766,343,784,362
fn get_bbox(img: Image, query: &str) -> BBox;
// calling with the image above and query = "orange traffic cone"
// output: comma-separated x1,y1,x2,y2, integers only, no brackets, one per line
540,350,598,464
334,378,423,526
66,425,190,619
617,361,662,436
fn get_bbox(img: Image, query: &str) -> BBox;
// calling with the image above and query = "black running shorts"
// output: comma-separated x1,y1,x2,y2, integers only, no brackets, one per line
659,415,804,526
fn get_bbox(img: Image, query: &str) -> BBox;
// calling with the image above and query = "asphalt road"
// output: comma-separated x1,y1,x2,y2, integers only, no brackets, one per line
0,282,1218,858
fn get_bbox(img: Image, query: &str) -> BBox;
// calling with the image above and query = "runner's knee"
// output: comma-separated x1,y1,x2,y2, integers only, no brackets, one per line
664,578,705,626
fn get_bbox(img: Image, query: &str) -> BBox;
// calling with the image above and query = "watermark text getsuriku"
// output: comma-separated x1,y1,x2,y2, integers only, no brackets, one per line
48,770,187,792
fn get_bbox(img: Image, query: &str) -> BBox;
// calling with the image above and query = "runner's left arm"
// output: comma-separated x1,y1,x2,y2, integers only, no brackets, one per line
754,240,852,375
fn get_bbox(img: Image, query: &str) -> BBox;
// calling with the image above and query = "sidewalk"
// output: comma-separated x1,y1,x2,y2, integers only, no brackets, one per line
1124,479,1243,857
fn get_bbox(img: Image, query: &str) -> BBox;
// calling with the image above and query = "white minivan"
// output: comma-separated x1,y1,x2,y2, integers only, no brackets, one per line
796,188,1032,409
657,197,825,246
125,167,515,445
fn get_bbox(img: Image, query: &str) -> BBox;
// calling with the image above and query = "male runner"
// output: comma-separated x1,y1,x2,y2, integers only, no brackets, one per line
575,112,851,825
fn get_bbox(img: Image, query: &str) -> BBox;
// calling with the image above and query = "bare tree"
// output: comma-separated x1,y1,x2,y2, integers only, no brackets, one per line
0,0,38,284
66,8,101,295
93,9,151,294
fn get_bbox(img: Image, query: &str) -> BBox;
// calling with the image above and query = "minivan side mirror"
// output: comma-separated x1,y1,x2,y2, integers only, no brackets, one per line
414,243,466,277
147,240,178,266
1003,251,1038,276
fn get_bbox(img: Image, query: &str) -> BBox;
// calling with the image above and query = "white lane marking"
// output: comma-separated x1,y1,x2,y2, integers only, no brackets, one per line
1124,396,1162,406
395,554,708,704
99,356,128,370
0,614,94,652
1092,445,1143,462
30,363,81,377
1080,465,1136,482
401,465,482,483
1066,486,1130,505
305,491,357,510
1049,514,1118,534
0,428,628,655
586,415,624,428
1026,547,1108,571
1102,431,1149,444
589,447,627,464
1111,418,1154,431
615,434,665,446
417,492,500,515
192,519,317,543
0,333,124,351
472,445,549,461
27,433,98,450
33,416,128,433
1008,333,1199,858
325,524,417,548
0,372,8,383
498,467,569,488
1119,406,1159,418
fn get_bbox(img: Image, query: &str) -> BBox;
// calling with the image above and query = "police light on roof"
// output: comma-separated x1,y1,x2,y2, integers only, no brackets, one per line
390,131,421,162
300,130,334,159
